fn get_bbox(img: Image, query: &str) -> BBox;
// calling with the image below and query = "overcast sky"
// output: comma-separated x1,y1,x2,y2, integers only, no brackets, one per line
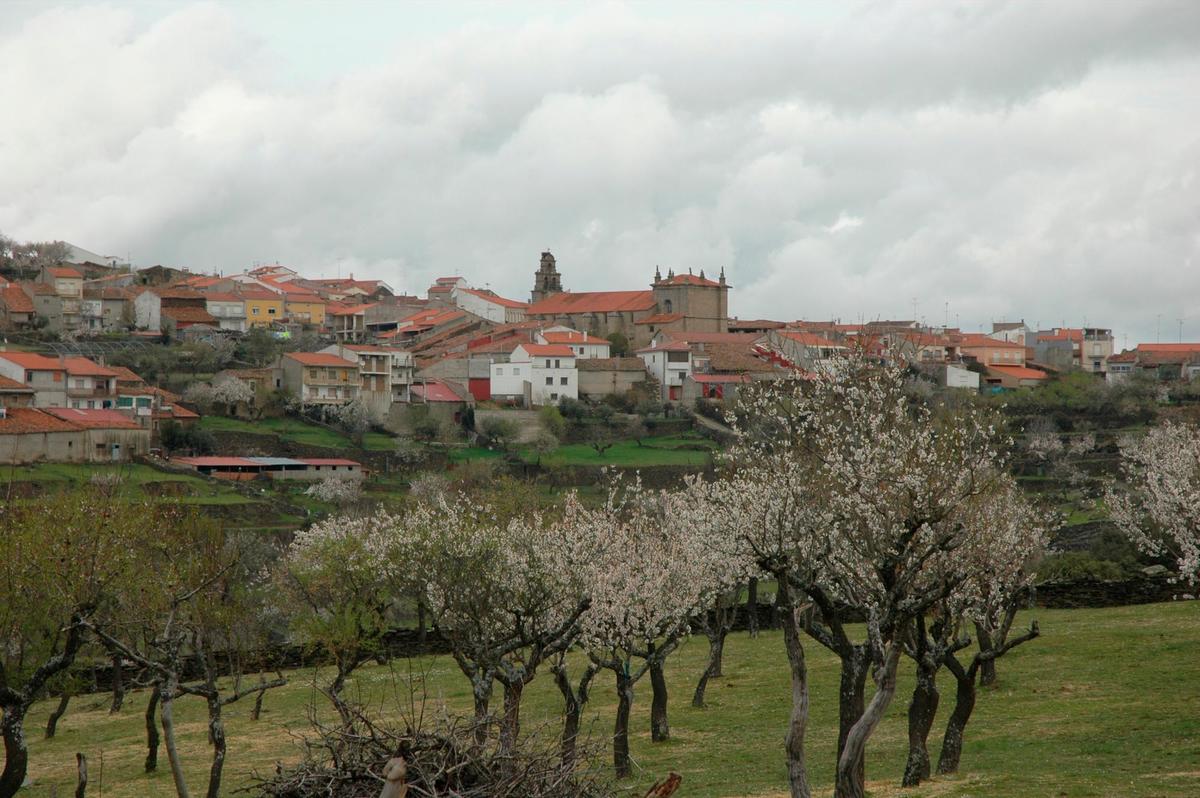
3,1,1199,346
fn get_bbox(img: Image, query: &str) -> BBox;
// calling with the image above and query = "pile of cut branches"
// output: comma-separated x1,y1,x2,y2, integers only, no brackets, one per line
249,713,613,798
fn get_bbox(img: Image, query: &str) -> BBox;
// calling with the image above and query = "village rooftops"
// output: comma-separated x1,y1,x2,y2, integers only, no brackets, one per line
46,266,83,279
539,331,606,345
955,333,1026,349
654,272,722,288
0,285,34,312
777,331,845,348
987,365,1049,380
0,407,83,434
634,312,685,325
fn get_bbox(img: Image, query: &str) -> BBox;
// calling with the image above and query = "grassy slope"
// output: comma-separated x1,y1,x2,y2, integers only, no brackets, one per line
198,416,395,451
19,602,1200,797
451,435,717,467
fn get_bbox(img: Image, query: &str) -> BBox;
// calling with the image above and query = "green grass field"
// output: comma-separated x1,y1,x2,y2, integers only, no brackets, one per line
18,602,1200,797
451,434,717,467
198,416,395,451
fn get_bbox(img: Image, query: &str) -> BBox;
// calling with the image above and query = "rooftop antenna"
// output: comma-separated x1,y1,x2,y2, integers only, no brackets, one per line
1179,318,1184,343
1157,313,1162,343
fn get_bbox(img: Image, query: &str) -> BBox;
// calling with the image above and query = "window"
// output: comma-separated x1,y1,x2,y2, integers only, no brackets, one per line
550,392,558,400
513,367,521,376
117,396,133,408
664,299,673,313
496,367,504,376
545,359,551,367
545,376,553,386
560,377,568,385
268,307,277,315
667,351,689,363
554,359,561,368
136,397,152,408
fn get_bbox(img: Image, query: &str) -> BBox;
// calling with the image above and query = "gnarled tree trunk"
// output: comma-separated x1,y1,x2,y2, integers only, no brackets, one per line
552,660,595,770
779,586,812,798
692,629,727,708
204,695,225,798
747,577,759,637
936,661,976,775
160,677,190,798
835,647,901,798
902,659,940,787
45,692,71,739
0,705,29,798
144,685,161,773
498,679,524,756
836,646,868,788
613,670,634,779
109,652,125,714
649,657,670,742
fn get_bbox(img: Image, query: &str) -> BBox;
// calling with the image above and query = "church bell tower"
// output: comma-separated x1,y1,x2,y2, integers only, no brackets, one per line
530,250,563,303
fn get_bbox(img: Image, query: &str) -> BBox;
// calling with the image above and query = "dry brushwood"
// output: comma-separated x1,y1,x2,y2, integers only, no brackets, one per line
247,711,613,798
644,772,682,797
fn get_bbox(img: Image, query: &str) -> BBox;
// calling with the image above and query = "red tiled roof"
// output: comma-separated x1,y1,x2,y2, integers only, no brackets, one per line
657,273,721,287
777,331,845,348
634,312,685,326
0,375,33,392
63,357,118,377
690,373,752,384
411,379,468,403
540,331,610,346
517,344,577,357
664,331,764,345
162,306,218,325
637,342,692,353
526,290,657,315
42,407,142,429
203,292,245,303
20,281,56,296
1108,350,1137,363
172,456,259,467
1135,343,1200,352
456,287,528,309
0,407,81,434
285,352,359,367
956,333,1026,350
1036,328,1084,343
298,458,362,466
987,365,1049,380
236,287,281,301
47,266,82,279
0,285,34,313
340,344,404,353
0,352,67,371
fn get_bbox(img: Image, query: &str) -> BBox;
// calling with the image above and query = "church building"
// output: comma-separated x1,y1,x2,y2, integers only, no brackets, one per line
525,251,730,348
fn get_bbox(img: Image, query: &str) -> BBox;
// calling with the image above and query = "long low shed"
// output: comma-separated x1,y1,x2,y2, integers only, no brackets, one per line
170,455,365,481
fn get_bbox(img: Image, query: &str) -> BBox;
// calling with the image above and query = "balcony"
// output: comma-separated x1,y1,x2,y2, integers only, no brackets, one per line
67,386,115,398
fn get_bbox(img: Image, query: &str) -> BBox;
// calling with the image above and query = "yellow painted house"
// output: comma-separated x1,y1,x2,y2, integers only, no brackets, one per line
238,288,285,327
283,296,326,326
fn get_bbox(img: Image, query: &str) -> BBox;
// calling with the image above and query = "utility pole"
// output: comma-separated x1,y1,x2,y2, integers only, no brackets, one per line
1157,313,1162,343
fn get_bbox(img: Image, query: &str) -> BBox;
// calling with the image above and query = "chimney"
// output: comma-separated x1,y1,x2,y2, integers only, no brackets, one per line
583,331,588,342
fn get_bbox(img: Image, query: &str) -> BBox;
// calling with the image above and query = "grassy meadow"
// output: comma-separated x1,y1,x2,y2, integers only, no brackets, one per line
18,601,1200,798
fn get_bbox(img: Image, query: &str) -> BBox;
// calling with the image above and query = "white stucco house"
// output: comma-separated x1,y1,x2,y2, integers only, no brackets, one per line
490,344,577,406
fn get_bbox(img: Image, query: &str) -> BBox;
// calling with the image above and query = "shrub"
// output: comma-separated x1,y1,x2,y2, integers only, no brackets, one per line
538,405,567,438
480,417,520,449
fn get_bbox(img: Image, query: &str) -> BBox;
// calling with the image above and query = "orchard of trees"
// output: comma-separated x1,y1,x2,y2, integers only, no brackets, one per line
6,354,1200,798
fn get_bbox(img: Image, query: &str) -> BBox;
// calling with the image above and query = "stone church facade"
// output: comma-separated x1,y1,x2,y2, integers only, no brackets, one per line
525,251,730,349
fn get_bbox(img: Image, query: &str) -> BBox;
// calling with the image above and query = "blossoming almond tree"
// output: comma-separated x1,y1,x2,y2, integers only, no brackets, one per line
564,477,744,778
395,493,591,755
275,510,403,726
718,356,1009,798
1107,422,1200,584
898,473,1052,786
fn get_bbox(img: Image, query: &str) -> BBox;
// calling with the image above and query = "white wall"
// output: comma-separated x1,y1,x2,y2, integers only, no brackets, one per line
134,291,161,330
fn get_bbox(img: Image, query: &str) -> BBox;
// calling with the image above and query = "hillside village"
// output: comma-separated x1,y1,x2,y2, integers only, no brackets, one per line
0,242,1187,469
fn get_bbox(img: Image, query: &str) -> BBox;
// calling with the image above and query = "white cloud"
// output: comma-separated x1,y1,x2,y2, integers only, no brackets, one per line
2,1,1199,343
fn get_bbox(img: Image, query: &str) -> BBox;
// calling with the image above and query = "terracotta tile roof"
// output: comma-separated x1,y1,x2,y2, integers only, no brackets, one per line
236,287,280,301
411,379,470,403
516,344,577,358
987,365,1049,380
1136,343,1200,352
467,335,534,354
664,331,764,345
340,344,405,353
1036,328,1084,343
162,306,218,325
203,292,245,303
0,375,34,392
656,273,721,287
956,333,1026,350
42,407,142,429
285,352,359,368
0,285,34,313
540,331,610,346
456,287,528,309
63,357,118,377
637,342,692,353
298,458,362,466
1107,350,1137,363
0,407,81,434
729,318,786,330
526,290,657,315
46,266,82,279
20,281,57,296
0,352,67,371
691,373,752,383
576,357,647,372
634,312,685,325
702,344,777,373
777,331,845,348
